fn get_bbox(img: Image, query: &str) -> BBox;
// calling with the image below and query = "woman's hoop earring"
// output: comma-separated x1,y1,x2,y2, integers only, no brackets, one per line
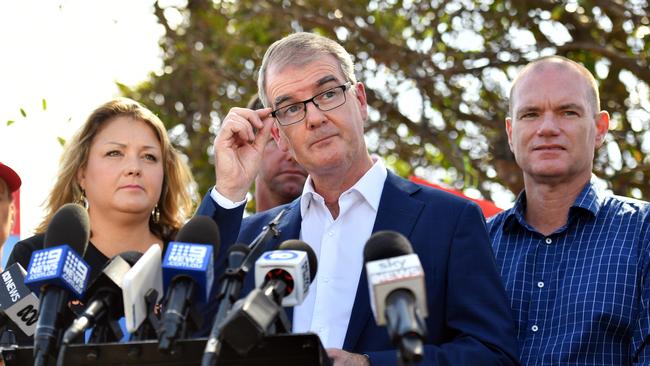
152,204,161,224
78,190,89,210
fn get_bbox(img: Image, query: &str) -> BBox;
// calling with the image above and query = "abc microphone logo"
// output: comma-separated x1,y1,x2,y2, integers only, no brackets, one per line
1,264,40,335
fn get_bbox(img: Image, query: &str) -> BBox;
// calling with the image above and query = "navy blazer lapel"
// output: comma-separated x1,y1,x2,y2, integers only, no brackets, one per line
277,199,302,322
274,199,302,247
343,172,424,350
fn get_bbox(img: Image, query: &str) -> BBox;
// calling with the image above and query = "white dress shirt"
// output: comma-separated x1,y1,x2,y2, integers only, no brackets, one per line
292,158,387,348
210,158,388,349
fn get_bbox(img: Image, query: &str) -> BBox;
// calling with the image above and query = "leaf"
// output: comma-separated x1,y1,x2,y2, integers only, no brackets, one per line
57,137,66,146
6,120,14,126
42,99,47,111
20,108,26,117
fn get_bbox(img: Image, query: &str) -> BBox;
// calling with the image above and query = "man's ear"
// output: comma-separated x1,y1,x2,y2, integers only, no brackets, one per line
354,82,368,121
506,117,515,153
594,111,610,148
271,123,290,152
9,200,15,230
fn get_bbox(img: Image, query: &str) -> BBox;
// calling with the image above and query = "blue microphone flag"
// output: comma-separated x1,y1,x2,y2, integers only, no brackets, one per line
24,244,90,298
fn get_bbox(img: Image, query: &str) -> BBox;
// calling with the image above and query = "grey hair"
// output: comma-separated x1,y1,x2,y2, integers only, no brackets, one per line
257,32,357,108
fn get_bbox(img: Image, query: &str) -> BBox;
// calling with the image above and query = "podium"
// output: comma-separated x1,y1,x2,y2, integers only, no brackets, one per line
1,334,332,366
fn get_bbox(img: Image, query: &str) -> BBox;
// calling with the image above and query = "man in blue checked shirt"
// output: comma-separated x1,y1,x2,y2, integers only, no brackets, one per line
488,55,650,365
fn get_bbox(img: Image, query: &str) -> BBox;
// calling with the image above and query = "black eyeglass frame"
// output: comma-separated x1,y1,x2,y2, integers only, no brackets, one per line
270,82,353,126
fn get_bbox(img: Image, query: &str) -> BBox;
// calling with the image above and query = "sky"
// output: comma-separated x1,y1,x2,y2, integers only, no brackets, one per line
0,1,163,240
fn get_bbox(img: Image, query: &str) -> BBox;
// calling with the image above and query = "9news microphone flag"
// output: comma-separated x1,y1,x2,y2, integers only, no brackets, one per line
24,203,91,366
159,215,220,352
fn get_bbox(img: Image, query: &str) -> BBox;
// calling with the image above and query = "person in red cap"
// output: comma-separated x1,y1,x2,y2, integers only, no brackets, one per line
0,162,21,263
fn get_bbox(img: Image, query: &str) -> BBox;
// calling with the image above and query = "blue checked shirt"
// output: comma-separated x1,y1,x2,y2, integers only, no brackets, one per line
488,181,650,365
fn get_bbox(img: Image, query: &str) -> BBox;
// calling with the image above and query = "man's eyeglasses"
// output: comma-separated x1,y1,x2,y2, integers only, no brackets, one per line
271,82,352,126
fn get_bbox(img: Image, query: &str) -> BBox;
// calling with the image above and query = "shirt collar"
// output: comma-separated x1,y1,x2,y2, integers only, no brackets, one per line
502,179,603,233
300,156,388,216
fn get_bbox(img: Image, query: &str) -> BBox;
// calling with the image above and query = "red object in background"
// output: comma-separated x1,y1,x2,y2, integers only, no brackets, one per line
11,189,19,236
409,176,503,218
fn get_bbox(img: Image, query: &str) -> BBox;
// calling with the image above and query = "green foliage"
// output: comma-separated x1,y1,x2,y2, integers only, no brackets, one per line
122,0,650,201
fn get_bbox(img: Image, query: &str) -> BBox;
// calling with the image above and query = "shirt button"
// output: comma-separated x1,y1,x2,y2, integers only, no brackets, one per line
328,231,333,237
531,325,539,332
323,277,329,283
545,237,552,244
537,281,544,288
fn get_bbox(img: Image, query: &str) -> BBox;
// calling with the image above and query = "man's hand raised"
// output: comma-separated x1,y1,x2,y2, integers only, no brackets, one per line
213,107,274,201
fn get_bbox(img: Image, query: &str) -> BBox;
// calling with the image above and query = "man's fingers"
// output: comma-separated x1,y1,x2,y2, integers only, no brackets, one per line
220,112,255,144
252,116,274,149
255,107,273,121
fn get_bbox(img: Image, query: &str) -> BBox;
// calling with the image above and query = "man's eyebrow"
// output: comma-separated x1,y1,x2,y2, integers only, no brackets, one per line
515,105,540,115
558,103,585,112
316,75,338,87
273,74,341,107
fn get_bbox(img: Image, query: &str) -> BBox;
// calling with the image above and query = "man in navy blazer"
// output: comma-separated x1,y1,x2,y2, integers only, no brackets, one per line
197,32,518,365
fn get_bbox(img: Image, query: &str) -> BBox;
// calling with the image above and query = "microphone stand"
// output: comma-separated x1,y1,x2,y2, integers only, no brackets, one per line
129,289,162,341
201,209,285,366
386,291,427,366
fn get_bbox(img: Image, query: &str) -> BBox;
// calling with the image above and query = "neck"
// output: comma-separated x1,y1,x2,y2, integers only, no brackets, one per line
310,154,374,219
254,178,283,212
88,209,160,258
523,175,590,236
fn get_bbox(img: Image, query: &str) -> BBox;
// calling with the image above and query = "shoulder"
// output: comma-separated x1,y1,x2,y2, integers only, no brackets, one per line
243,202,293,228
388,173,483,216
486,208,513,232
7,233,45,269
601,194,650,215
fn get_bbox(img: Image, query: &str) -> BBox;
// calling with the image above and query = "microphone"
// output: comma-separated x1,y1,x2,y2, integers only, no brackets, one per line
24,203,91,365
220,239,318,355
0,263,40,337
202,209,286,366
364,230,428,364
158,215,220,352
253,239,317,307
62,251,142,345
121,244,164,339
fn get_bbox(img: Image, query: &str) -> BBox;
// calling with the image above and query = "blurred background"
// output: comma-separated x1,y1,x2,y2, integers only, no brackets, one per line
1,0,648,262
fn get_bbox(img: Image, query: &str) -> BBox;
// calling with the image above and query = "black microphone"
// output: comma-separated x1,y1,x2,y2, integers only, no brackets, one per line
61,251,142,345
23,203,91,366
201,209,285,366
220,240,318,355
364,231,428,364
158,215,220,352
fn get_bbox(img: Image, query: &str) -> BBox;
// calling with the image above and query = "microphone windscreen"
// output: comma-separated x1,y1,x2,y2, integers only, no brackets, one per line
363,231,413,263
228,243,251,256
278,240,317,281
114,251,143,266
175,215,220,253
43,203,90,254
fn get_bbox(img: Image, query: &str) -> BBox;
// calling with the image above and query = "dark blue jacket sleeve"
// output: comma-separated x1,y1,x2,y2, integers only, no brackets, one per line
365,202,519,365
195,190,246,252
